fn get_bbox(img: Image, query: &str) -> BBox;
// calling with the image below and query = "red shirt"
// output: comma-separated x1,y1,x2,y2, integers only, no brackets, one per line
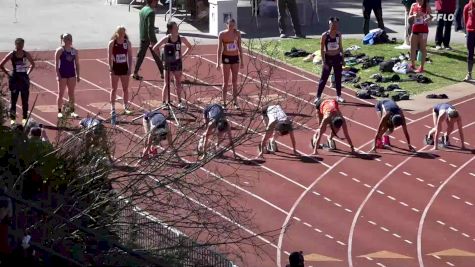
411,3,431,33
464,2,475,32
320,99,339,115
435,0,456,13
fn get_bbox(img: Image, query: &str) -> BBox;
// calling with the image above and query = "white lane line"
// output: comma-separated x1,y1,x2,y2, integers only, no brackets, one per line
403,171,412,176
427,183,435,188
452,195,461,200
412,208,420,212
462,233,470,238
449,227,459,232
325,234,334,239
405,239,413,244
449,164,458,168
312,191,320,196
432,255,442,259
380,227,389,232
439,158,447,163
385,163,393,167
324,197,332,202
399,140,407,144
368,221,377,226
416,178,425,182
465,201,474,206
400,201,409,207
364,183,372,188
314,228,322,233
365,257,373,261
352,178,361,183
393,233,401,238
453,137,460,141
375,158,382,162
377,263,386,267
376,190,385,195
387,196,396,201
446,262,455,267
303,222,312,228
339,171,348,177
437,220,446,225
334,203,343,208
337,241,346,246
284,251,290,256
345,209,353,213
470,173,475,177
293,216,301,222
424,125,432,129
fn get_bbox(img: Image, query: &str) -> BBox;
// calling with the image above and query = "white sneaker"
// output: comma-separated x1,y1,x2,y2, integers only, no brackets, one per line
313,97,321,105
70,112,79,118
435,45,443,50
10,119,15,126
123,108,133,115
177,102,186,110
22,119,27,126
336,96,345,103
57,113,63,119
464,73,472,81
444,46,453,51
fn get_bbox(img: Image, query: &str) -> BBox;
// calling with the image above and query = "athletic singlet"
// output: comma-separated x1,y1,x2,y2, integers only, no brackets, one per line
324,31,341,54
320,99,339,115
376,99,401,115
167,35,182,61
411,3,430,33
112,39,129,65
434,103,454,115
222,30,240,56
59,47,77,77
267,105,287,124
11,50,28,75
204,104,224,121
80,118,101,129
147,111,167,130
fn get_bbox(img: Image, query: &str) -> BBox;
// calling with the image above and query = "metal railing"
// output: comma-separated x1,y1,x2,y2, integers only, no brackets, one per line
115,197,236,267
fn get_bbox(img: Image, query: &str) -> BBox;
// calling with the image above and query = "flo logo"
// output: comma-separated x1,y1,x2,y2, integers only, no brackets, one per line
433,13,455,21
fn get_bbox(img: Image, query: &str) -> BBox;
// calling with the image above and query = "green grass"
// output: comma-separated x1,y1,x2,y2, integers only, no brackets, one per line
247,38,468,95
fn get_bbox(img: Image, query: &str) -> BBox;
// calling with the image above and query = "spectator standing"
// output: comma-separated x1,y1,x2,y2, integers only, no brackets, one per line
402,0,416,46
455,0,469,31
277,0,305,38
463,0,475,80
363,0,385,35
435,0,457,50
409,0,432,73
133,0,164,81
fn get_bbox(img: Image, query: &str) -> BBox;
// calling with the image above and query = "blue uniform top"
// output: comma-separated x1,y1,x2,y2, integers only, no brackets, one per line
433,103,454,116
203,104,224,121
80,118,102,129
376,99,401,115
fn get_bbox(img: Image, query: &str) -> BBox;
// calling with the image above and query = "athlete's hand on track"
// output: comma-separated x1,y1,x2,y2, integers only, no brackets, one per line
216,63,220,70
408,145,416,153
76,76,81,83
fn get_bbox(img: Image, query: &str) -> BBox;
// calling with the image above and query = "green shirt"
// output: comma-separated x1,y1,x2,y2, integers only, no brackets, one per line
139,6,157,43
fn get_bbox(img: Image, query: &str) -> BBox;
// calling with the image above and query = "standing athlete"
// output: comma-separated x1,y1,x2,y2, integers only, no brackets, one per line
153,22,192,109
425,103,465,150
108,26,133,115
0,38,35,126
55,33,80,119
216,18,244,110
371,99,415,153
315,17,345,104
312,98,355,154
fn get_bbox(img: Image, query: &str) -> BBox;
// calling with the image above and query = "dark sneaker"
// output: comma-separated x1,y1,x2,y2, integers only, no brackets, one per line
132,73,143,81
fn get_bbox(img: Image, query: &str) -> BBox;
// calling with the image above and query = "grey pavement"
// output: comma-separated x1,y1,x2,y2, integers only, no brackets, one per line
0,0,467,52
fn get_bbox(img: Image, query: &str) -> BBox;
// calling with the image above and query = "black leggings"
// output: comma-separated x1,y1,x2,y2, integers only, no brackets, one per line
467,31,475,73
9,74,30,120
317,54,342,98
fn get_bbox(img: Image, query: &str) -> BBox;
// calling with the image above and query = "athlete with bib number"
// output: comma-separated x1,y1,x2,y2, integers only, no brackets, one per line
153,22,193,109
108,26,133,116
409,0,432,73
217,19,244,110
0,38,35,126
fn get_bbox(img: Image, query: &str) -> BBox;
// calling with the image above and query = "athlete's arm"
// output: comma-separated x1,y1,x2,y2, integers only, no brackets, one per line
257,121,276,158
107,40,114,73
237,31,244,68
75,49,81,82
0,52,13,77
152,36,167,54
181,36,193,58
289,129,299,155
142,134,153,158
433,113,444,150
201,123,213,157
371,113,390,152
25,52,35,75
320,33,326,64
55,47,62,80
127,39,133,75
216,33,223,69
342,119,355,152
315,116,330,149
457,117,465,149
339,32,344,64
226,126,237,158
401,115,415,152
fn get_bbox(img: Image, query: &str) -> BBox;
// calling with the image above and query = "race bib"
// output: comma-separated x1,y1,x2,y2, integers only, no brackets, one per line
415,17,424,24
226,43,238,51
115,54,127,63
15,58,27,72
327,41,339,51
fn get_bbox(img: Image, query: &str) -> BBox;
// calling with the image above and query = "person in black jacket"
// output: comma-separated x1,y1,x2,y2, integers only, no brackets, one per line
363,0,385,35
278,0,305,38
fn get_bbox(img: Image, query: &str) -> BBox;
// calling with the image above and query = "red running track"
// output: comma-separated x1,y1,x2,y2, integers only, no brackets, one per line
2,45,475,267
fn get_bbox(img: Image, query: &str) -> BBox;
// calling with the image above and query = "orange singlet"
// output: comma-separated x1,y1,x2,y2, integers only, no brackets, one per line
221,30,240,57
